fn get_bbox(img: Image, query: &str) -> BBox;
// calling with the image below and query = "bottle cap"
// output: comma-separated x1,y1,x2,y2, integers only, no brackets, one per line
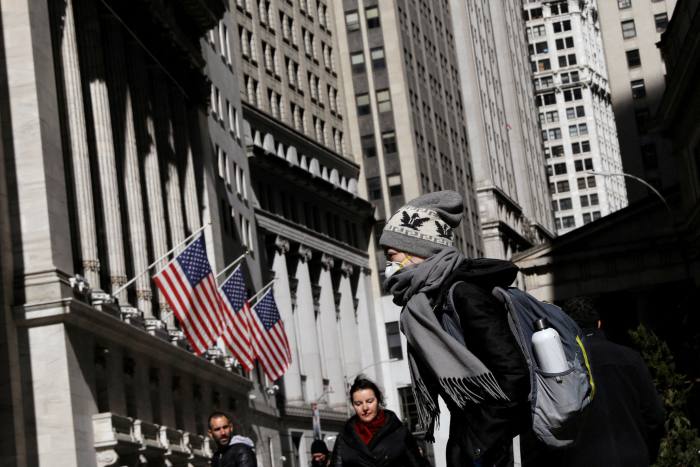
534,318,549,331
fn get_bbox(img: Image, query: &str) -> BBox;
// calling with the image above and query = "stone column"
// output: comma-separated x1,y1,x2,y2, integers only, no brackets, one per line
128,46,169,320
293,245,323,402
103,18,152,317
55,0,100,287
171,93,200,234
318,254,346,409
76,0,127,300
337,262,361,382
355,269,385,384
271,237,303,404
153,78,186,249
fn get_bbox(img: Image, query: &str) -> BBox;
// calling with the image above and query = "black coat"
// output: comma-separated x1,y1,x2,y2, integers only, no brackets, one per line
211,438,257,467
522,330,665,467
330,410,429,467
434,259,531,466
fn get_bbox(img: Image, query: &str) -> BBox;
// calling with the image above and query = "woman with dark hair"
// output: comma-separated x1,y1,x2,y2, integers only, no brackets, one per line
330,376,429,467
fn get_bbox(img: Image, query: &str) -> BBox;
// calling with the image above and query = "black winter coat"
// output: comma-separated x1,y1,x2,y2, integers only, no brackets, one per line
434,259,531,467
330,410,429,467
211,438,257,467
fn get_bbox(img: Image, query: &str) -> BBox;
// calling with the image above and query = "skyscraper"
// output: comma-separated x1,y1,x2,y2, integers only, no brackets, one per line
525,0,629,234
451,0,555,259
597,0,678,201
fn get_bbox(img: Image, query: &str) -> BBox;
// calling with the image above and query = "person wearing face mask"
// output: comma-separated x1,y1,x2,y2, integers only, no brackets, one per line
380,190,531,467
329,376,429,467
310,439,331,467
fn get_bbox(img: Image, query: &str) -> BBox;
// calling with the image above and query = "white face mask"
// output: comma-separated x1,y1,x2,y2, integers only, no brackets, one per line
384,256,413,279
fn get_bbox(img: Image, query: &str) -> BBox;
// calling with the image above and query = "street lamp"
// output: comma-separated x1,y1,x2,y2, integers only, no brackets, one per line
584,170,671,215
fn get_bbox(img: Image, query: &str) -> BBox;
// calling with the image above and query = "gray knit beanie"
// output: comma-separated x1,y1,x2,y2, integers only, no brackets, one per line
379,190,463,258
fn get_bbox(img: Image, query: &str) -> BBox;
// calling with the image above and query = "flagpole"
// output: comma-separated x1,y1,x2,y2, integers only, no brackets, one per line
215,250,249,281
248,279,276,306
112,223,210,297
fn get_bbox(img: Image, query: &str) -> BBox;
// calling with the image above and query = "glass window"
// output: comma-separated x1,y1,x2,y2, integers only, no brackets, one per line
376,89,392,113
350,51,365,73
580,195,590,207
371,47,386,70
562,216,575,228
386,322,403,359
387,174,403,197
654,13,668,32
590,193,599,205
559,198,572,210
366,6,380,28
626,49,641,67
618,0,631,9
356,93,371,116
552,145,565,157
557,180,570,192
367,176,382,200
631,79,646,99
345,10,359,31
554,163,567,175
583,213,592,224
621,20,636,39
382,131,397,154
398,387,419,432
361,134,376,158
535,41,549,54
587,176,596,187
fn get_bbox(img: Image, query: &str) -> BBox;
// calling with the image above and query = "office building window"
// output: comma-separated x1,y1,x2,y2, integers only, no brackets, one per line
557,180,570,192
583,213,592,224
367,176,382,200
559,198,572,210
386,322,403,359
371,47,386,70
350,51,365,73
382,131,397,154
626,49,641,68
618,0,631,9
631,79,646,99
621,20,636,39
655,13,668,32
345,10,359,31
562,216,576,228
366,6,380,28
555,37,574,50
356,93,371,116
361,134,376,158
398,387,419,432
376,89,392,113
554,163,567,175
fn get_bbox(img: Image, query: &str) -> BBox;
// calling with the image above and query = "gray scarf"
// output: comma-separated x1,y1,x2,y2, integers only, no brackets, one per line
385,247,509,441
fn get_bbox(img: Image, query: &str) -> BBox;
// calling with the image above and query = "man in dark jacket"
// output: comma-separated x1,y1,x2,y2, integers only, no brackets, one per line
380,191,531,467
523,297,665,467
208,412,257,467
311,439,331,467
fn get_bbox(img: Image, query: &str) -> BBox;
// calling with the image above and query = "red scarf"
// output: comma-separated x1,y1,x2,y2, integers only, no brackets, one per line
353,410,386,445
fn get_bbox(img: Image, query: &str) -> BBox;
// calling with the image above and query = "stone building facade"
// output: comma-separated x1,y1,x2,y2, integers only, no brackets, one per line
597,0,678,201
525,0,629,234
0,0,380,466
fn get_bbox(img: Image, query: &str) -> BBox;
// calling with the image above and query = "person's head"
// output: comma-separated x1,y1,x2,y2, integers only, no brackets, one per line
310,439,329,465
208,411,233,448
563,296,600,331
349,376,384,423
379,191,464,277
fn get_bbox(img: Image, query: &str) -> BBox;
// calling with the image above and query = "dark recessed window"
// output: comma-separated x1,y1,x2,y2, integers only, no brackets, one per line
361,134,377,158
631,79,646,99
345,10,360,31
626,49,641,68
621,20,636,39
356,93,371,116
617,0,631,9
382,131,397,154
367,176,382,200
365,7,380,28
386,322,403,359
370,47,386,70
654,13,668,32
350,51,365,74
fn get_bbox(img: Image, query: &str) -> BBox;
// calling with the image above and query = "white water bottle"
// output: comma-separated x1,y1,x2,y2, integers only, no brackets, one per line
532,318,569,373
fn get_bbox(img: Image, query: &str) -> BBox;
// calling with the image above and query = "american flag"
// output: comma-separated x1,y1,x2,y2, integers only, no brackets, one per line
219,266,255,371
153,235,223,355
249,289,292,381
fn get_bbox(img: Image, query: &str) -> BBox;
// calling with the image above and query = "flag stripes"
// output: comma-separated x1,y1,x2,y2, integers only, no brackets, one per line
249,290,291,381
219,267,255,371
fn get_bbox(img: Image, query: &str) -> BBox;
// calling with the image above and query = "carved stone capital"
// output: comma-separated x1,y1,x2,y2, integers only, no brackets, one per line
136,288,152,301
111,275,128,287
83,259,101,272
298,245,313,263
275,236,290,254
340,261,355,277
96,449,120,467
321,253,335,270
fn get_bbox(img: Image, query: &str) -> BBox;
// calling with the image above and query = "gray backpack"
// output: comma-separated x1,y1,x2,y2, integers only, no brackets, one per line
492,287,595,448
